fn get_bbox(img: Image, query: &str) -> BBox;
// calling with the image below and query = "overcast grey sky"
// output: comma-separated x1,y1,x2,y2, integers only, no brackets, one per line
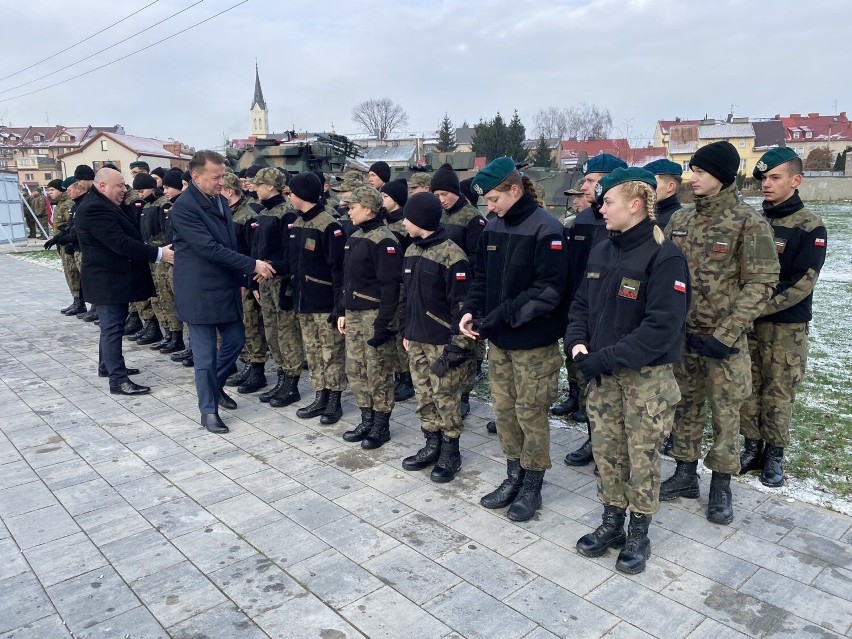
0,0,848,151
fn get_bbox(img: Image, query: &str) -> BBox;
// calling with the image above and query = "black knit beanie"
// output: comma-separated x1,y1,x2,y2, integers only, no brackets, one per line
380,178,408,208
430,163,460,196
151,167,167,179
163,169,183,190
459,177,478,206
289,172,322,204
403,192,442,231
689,141,740,186
47,179,65,192
74,164,95,181
368,161,391,183
132,173,157,190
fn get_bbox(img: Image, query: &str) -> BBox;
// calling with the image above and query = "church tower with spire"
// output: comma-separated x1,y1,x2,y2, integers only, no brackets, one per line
250,63,268,138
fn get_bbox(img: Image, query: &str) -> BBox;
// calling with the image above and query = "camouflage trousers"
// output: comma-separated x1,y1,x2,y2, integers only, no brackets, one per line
567,358,588,408
588,365,681,515
740,322,808,447
60,250,80,297
298,312,346,392
240,290,267,364
408,341,465,438
671,333,751,474
392,306,409,375
130,299,155,322
489,342,562,471
150,263,181,331
259,278,303,376
344,308,395,412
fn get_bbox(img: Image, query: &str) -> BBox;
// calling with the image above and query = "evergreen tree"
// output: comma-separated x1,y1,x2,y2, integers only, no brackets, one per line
435,113,457,152
531,135,554,168
472,112,509,162
507,110,528,163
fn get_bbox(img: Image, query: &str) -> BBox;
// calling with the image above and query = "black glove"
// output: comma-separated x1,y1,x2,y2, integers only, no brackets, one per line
64,244,75,255
326,311,340,326
685,333,706,354
473,302,508,340
700,336,739,360
574,352,604,384
367,327,396,348
430,344,471,378
43,237,57,250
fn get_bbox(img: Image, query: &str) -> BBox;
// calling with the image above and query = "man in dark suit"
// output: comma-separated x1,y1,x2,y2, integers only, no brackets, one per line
170,151,275,434
74,168,175,395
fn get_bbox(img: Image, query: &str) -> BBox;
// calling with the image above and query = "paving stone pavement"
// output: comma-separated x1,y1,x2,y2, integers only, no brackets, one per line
1,254,851,639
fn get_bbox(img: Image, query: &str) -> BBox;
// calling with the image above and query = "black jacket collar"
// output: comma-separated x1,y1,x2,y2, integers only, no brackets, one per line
656,194,680,218
262,194,286,211
358,215,385,233
762,190,804,219
299,203,324,221
503,193,538,227
412,226,446,249
610,217,655,251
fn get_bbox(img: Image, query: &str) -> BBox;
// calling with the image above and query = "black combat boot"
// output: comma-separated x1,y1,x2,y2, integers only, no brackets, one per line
170,347,193,362
486,421,497,434
343,408,373,442
320,390,343,425
615,512,652,574
150,328,171,350
551,381,580,416
394,373,415,402
402,430,442,471
129,320,149,341
259,370,286,403
739,438,765,474
480,459,525,509
460,393,471,419
660,433,674,456
65,298,87,316
430,435,461,483
237,363,267,394
182,355,194,367
136,318,162,345
760,445,784,488
564,424,593,466
227,361,252,387
659,460,700,501
361,410,391,449
269,374,300,408
123,311,143,335
296,389,330,418
707,472,734,525
160,329,185,354
576,505,627,557
60,299,76,314
507,469,545,521
75,303,90,319
82,304,99,322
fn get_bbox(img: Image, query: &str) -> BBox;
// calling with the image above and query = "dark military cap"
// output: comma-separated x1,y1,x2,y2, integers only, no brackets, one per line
643,159,683,177
595,167,656,205
563,178,584,196
471,157,515,196
582,154,627,176
223,172,241,192
753,147,800,179
129,160,150,170
62,176,77,189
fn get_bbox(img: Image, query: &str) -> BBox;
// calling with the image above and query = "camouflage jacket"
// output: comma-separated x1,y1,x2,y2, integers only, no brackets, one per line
665,184,779,346
441,198,487,263
401,228,473,348
385,209,411,253
231,197,257,256
758,193,827,323
52,195,72,230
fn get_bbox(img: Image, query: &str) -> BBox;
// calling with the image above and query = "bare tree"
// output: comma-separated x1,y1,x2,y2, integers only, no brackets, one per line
351,98,409,141
534,106,570,140
535,103,613,141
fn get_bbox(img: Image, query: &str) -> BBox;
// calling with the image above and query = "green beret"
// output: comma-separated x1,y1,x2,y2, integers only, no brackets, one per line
61,176,77,189
350,185,383,211
643,159,682,177
471,157,516,196
129,161,150,170
753,147,799,178
595,167,657,205
583,154,627,175
250,167,285,190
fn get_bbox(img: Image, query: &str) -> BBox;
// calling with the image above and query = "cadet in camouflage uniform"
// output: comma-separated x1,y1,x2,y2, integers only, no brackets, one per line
330,177,362,238
562,154,628,463
250,168,303,407
662,141,780,525
26,188,47,239
337,186,403,449
567,168,689,574
400,192,473,482
281,173,347,424
223,171,268,393
408,172,432,195
460,158,568,522
380,179,415,402
45,179,83,315
739,148,827,487
431,163,488,418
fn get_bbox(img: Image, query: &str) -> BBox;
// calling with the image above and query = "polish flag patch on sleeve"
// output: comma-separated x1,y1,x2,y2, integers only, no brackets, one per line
550,240,564,251
333,229,343,237
814,237,826,247
478,218,486,226
455,272,467,281
386,246,396,254
674,280,687,293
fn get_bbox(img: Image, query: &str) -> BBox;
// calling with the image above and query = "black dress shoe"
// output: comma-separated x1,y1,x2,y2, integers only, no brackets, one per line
99,367,140,378
218,389,238,411
201,413,229,434
109,380,150,395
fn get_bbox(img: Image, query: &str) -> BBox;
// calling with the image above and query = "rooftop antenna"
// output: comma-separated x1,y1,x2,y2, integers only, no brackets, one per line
44,111,49,126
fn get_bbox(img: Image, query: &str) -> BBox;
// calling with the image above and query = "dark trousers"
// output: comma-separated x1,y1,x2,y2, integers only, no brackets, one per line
188,320,245,415
98,304,130,386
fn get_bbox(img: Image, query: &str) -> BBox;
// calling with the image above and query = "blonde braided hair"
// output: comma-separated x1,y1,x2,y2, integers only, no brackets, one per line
617,181,664,245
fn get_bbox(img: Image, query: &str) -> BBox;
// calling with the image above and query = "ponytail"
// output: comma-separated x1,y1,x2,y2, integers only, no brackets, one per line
493,169,544,208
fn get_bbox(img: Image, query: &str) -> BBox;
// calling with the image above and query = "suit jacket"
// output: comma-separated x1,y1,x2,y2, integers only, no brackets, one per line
170,181,256,325
74,187,158,305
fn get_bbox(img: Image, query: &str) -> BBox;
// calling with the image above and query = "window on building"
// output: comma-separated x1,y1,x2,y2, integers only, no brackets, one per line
25,173,34,181
44,173,52,180
93,160,121,172
738,139,746,148
805,131,813,139
101,140,108,151
60,135,70,142
682,160,690,171
740,159,747,170
793,131,800,139
33,135,41,142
